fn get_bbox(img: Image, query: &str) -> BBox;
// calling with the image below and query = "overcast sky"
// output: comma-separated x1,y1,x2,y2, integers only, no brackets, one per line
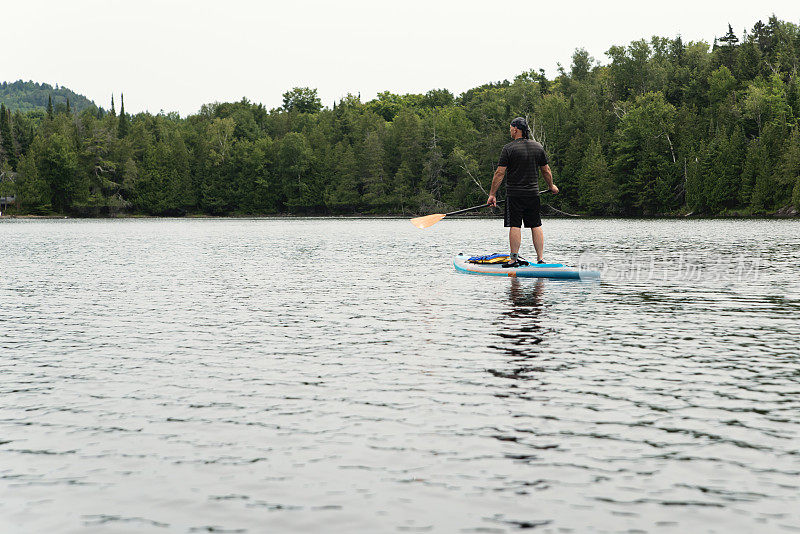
4,0,800,116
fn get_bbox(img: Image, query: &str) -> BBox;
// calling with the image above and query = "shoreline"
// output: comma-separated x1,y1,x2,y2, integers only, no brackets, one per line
1,212,798,221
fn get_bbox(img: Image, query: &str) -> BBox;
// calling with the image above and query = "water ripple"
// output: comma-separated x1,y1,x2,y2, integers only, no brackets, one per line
1,218,799,533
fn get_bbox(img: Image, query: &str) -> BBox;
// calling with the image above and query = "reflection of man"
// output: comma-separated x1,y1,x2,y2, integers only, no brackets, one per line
496,278,546,359
508,278,545,311
487,117,558,268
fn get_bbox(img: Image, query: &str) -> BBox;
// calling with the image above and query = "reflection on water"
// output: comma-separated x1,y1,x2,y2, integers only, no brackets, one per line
507,277,545,311
1,218,799,533
489,279,546,376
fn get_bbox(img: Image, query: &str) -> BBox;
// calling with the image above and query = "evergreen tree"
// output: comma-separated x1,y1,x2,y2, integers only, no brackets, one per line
788,77,800,119
579,139,617,214
277,131,312,212
777,127,800,208
750,168,777,213
11,111,34,156
37,133,82,212
613,92,677,214
570,48,594,81
793,177,800,211
0,104,17,170
739,139,767,207
248,136,276,213
736,39,761,80
200,117,236,213
16,151,52,214
391,160,415,213
46,95,53,119
686,149,711,213
118,93,129,138
708,127,745,212
752,20,772,54
362,130,387,210
708,66,736,106
718,24,740,46
324,142,361,212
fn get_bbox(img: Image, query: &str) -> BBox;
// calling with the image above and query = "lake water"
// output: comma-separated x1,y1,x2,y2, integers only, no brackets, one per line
1,217,799,533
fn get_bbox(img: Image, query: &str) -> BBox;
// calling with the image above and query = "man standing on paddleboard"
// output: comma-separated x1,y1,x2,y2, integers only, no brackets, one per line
487,117,558,268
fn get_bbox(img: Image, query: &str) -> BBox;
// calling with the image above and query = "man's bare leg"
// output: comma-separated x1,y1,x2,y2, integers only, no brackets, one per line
509,227,521,255
532,226,544,262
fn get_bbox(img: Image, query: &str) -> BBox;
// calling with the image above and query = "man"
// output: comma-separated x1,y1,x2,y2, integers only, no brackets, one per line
487,117,558,268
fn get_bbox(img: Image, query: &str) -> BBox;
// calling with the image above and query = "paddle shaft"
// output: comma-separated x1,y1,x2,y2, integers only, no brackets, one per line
444,190,551,217
445,201,504,217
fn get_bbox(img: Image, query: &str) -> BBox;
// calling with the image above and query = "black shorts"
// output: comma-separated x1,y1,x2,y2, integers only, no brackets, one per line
504,195,541,228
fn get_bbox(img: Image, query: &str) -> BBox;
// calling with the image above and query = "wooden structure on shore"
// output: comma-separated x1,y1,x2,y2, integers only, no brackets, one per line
0,171,16,213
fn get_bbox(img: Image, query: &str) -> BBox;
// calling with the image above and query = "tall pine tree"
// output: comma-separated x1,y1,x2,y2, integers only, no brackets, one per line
118,94,129,138
0,104,16,170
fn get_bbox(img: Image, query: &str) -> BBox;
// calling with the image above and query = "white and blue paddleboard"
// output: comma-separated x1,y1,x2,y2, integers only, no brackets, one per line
453,253,600,280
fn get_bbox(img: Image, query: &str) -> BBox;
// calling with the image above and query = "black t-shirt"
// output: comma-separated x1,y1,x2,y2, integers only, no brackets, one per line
498,139,549,196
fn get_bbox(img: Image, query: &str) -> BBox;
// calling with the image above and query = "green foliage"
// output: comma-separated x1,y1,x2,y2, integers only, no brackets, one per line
739,139,765,207
34,132,82,212
362,130,388,210
613,92,678,214
0,104,17,170
422,89,455,108
324,142,360,212
708,127,745,212
6,15,800,217
0,80,95,113
708,66,736,105
776,127,800,209
571,49,594,81
15,150,52,213
118,94,129,138
282,87,322,114
278,132,315,211
579,139,617,213
792,177,800,211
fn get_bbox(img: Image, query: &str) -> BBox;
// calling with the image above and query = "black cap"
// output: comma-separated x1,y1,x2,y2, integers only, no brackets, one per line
510,117,528,130
510,117,529,137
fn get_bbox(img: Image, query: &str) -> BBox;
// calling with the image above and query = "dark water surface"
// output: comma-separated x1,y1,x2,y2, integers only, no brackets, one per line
1,218,799,533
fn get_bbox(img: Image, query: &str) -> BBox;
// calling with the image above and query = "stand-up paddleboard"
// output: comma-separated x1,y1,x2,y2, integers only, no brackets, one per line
453,253,600,280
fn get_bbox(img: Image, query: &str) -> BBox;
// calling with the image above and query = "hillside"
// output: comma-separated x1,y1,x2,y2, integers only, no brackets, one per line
0,80,96,113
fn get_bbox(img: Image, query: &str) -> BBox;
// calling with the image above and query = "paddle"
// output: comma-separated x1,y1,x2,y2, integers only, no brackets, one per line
410,201,504,229
410,191,552,229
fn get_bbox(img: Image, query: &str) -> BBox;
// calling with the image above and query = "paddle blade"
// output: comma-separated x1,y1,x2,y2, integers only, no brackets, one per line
410,213,446,229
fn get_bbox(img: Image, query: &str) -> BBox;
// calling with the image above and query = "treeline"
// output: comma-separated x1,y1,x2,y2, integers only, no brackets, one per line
2,16,800,217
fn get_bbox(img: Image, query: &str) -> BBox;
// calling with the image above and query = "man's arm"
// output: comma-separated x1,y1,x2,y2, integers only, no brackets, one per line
541,164,558,194
487,166,506,206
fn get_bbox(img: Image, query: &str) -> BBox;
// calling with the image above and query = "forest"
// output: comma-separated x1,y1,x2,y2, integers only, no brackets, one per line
0,81,95,114
1,16,800,217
